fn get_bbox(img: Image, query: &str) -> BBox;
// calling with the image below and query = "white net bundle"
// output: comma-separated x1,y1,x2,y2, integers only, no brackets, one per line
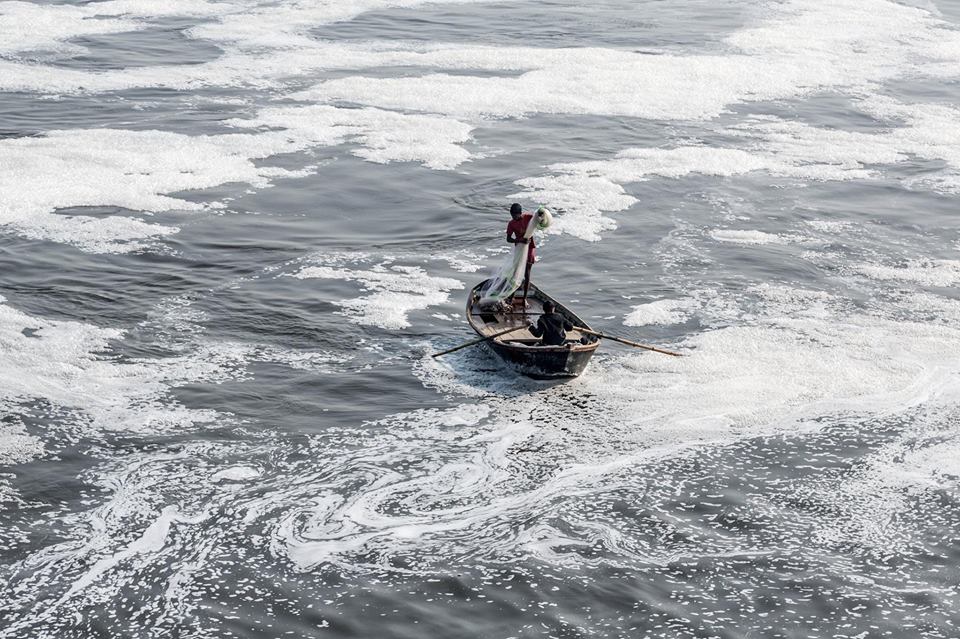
478,206,552,307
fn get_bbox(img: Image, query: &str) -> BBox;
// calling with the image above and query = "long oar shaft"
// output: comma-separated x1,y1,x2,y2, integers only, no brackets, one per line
577,327,682,357
431,325,528,358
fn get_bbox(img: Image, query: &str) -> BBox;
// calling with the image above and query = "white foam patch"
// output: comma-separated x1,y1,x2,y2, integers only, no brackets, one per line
872,438,960,492
0,128,308,252
709,229,798,245
211,466,261,482
726,0,950,72
0,38,525,95
0,46,315,94
857,96,960,188
902,439,960,485
228,105,473,170
805,219,853,233
97,0,236,19
0,1,137,55
0,103,477,251
0,420,43,466
435,250,485,273
0,4,492,93
853,259,960,287
510,172,638,241
513,95,960,240
0,0,236,55
510,142,871,241
907,173,960,194
624,299,697,327
3,0,956,120
291,261,464,330
716,97,960,198
0,295,252,439
728,99,960,195
293,0,960,121
751,283,841,319
186,0,491,50
572,318,953,441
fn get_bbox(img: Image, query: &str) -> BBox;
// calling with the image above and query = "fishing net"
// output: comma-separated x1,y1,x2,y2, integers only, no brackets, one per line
478,206,552,307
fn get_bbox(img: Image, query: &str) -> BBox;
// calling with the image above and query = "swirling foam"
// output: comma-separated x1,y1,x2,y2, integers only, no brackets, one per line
270,295,960,573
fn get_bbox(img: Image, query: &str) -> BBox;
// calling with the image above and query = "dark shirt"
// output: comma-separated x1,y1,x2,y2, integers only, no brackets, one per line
506,214,536,263
529,311,573,346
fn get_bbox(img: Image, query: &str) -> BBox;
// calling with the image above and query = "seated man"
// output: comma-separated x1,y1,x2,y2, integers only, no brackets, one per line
528,301,574,346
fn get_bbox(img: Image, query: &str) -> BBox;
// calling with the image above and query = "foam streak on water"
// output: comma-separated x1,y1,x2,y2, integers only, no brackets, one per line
2,0,960,637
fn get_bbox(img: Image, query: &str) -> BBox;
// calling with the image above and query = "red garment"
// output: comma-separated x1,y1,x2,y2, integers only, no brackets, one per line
506,213,536,263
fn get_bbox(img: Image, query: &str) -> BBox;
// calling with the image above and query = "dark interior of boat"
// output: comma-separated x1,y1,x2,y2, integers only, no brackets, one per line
468,284,598,349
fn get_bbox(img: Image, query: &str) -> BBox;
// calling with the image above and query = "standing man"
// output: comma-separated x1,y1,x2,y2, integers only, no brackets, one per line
506,202,536,304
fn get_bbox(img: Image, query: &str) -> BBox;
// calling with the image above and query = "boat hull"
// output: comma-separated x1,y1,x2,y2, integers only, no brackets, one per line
465,279,600,378
485,339,595,378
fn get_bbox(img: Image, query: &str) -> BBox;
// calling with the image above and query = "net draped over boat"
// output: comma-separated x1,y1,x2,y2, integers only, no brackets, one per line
478,207,552,307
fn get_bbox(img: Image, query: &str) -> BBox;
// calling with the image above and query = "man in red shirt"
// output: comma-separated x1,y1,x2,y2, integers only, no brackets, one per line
506,202,536,304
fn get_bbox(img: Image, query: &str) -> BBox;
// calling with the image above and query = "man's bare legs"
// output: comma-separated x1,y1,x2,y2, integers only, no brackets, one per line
520,261,533,316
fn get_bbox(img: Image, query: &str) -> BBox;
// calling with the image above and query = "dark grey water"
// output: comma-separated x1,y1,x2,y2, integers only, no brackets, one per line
2,0,960,637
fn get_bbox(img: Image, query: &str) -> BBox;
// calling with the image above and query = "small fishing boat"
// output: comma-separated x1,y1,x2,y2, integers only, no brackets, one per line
466,279,601,378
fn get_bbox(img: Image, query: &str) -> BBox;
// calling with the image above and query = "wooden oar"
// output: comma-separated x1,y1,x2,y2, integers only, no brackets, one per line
576,327,683,357
431,325,528,358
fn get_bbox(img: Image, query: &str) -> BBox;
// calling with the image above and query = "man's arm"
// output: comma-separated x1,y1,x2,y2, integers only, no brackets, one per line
528,319,544,337
506,225,528,244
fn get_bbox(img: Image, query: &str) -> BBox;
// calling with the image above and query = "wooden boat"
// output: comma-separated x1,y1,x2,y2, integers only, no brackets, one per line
466,279,600,378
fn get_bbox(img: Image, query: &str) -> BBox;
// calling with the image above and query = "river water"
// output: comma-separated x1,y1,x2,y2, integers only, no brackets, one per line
1,0,960,637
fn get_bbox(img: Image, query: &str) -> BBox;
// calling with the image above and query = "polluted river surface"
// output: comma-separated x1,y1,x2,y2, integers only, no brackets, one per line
1,0,960,637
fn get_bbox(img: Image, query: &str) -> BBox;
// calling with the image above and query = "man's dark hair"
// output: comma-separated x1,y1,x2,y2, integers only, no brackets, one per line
543,300,555,313
510,203,522,216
